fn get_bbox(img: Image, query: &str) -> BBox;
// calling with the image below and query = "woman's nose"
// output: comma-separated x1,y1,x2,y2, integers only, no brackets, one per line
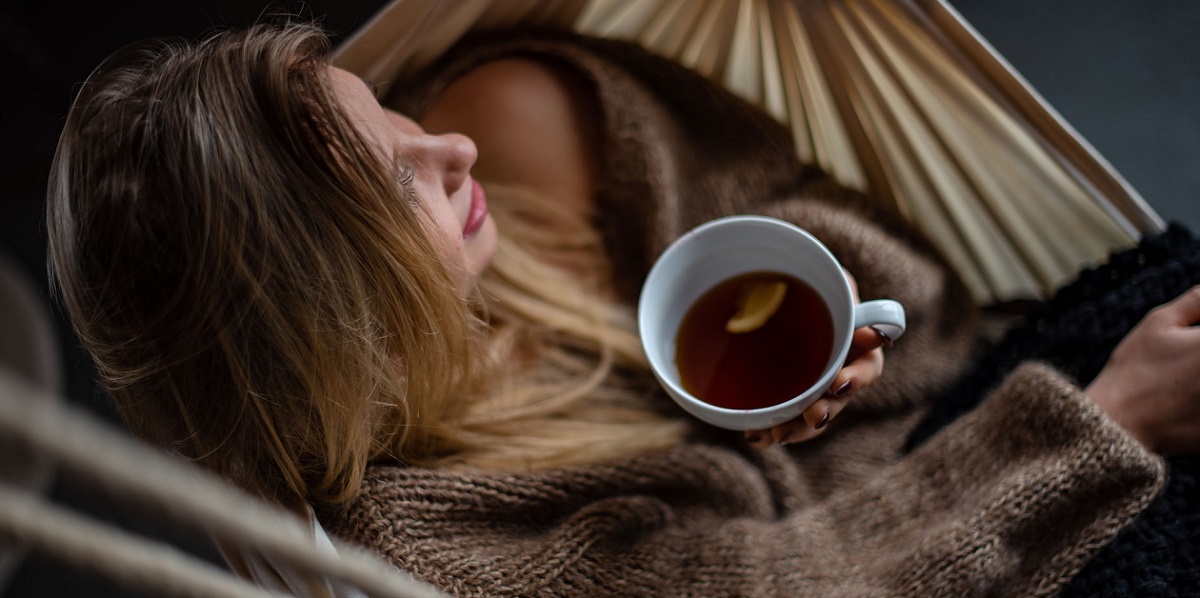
415,132,477,196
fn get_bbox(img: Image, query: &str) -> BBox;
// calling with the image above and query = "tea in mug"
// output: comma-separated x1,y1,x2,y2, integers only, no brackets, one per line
674,271,834,410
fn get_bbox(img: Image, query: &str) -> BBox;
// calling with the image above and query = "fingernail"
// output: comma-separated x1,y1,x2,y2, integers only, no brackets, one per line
870,326,894,348
832,380,852,397
745,432,762,444
814,411,831,430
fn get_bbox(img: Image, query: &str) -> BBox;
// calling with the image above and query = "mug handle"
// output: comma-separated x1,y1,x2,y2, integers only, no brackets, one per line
852,299,906,341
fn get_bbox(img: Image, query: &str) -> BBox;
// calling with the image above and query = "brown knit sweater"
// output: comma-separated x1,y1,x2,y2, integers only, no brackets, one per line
324,33,1164,597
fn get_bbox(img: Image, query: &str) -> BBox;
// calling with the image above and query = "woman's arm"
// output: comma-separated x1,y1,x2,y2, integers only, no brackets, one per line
335,365,1163,597
1086,285,1200,454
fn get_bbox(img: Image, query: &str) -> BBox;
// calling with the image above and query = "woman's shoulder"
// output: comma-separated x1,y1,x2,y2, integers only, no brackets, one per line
419,56,602,217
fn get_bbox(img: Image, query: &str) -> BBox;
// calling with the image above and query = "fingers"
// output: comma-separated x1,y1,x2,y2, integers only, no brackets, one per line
848,325,888,360
745,333,885,448
742,277,889,450
830,326,887,398
1087,284,1200,455
845,270,860,300
830,344,884,398
781,398,844,444
1158,285,1200,326
743,428,773,449
745,394,852,448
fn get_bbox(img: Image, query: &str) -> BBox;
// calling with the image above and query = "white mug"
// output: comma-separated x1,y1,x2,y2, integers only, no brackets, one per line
637,215,906,430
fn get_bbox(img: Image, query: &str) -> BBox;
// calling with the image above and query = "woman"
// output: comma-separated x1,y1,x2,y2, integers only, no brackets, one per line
47,22,1200,596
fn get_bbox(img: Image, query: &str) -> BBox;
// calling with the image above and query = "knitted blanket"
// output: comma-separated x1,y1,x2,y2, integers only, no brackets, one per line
325,32,1166,597
908,223,1200,597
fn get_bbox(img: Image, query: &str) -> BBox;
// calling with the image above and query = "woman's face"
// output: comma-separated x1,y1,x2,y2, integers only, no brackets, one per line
328,67,497,292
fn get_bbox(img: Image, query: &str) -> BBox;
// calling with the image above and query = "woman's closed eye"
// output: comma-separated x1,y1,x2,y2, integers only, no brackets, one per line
390,151,419,206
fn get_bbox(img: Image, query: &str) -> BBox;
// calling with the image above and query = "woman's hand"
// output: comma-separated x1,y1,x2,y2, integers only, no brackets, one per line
746,273,888,448
1087,285,1200,455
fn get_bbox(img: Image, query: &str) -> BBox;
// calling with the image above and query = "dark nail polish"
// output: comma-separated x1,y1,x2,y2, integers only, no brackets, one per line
870,326,894,348
814,411,831,430
746,432,762,444
832,380,852,397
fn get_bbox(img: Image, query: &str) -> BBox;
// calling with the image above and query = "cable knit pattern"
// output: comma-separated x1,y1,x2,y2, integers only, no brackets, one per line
325,32,1166,597
327,366,1160,597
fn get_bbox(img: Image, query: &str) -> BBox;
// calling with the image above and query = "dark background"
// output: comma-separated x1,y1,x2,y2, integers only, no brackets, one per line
1,1,1197,596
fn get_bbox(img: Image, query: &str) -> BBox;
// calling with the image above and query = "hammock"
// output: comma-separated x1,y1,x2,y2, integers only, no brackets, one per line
3,2,1173,595
0,368,443,598
333,0,1166,304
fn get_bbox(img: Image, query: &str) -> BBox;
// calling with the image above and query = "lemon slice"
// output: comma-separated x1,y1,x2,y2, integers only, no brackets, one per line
725,280,787,333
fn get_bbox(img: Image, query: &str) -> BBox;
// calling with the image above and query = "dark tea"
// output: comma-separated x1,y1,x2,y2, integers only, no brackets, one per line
674,271,834,410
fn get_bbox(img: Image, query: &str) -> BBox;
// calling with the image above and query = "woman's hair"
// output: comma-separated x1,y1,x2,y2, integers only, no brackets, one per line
435,183,690,471
48,22,687,508
47,22,480,507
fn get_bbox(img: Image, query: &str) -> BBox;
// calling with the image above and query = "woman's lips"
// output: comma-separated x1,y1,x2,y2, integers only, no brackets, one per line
463,178,488,239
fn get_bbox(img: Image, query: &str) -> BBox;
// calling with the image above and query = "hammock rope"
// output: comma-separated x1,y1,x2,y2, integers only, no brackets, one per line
0,369,444,598
0,485,288,598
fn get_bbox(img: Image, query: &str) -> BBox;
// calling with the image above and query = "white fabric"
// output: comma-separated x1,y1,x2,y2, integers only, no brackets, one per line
221,508,369,598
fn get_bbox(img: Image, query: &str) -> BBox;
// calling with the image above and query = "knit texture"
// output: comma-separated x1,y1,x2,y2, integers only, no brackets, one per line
324,33,1167,597
908,223,1200,597
327,365,1161,597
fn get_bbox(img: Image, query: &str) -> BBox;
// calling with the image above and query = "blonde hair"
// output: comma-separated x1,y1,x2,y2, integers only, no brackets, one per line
437,183,690,470
47,23,687,509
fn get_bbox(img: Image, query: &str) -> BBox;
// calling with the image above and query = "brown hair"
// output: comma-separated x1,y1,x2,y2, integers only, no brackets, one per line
47,22,480,507
48,22,689,509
